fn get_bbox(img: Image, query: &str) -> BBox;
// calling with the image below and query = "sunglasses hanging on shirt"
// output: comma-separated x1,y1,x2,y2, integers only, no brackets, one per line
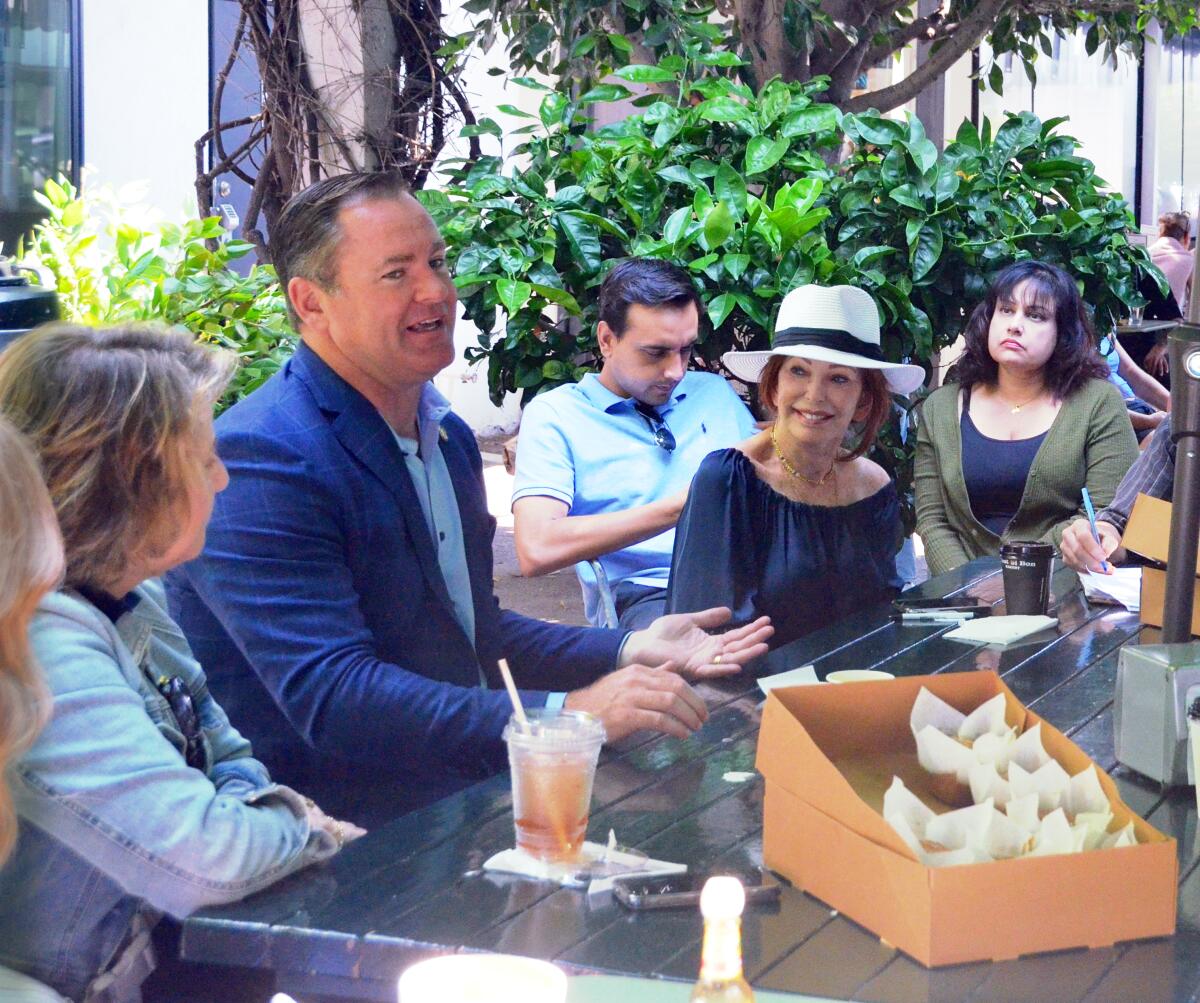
634,401,676,452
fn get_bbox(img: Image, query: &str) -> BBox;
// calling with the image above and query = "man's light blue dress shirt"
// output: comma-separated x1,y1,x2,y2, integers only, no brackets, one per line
512,371,756,625
395,384,567,707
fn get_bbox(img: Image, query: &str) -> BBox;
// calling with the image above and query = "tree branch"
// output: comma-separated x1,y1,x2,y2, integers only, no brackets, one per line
843,0,1010,113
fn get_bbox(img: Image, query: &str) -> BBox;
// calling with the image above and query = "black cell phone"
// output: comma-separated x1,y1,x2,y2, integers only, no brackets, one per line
612,868,780,910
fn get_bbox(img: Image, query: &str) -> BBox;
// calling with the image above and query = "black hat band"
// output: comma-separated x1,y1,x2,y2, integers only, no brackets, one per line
773,326,884,363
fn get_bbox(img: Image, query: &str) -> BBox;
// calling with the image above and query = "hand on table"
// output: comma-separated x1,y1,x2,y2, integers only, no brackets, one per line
1145,342,1170,378
565,662,708,741
1060,517,1123,573
303,797,367,849
620,607,773,679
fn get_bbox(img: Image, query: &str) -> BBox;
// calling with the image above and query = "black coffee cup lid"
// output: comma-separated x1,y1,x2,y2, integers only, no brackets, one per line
1001,541,1055,555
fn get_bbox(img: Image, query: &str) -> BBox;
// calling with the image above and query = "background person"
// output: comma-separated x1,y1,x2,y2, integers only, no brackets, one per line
914,260,1139,576
1144,211,1194,382
1095,328,1170,440
0,419,66,1002
166,172,772,831
667,284,924,648
512,258,757,628
0,325,359,1003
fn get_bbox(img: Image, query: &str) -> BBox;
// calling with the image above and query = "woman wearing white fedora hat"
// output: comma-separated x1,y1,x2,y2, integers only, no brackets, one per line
665,284,924,648
914,260,1138,576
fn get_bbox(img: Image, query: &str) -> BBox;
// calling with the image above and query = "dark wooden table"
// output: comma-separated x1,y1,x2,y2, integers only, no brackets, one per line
179,559,1200,1002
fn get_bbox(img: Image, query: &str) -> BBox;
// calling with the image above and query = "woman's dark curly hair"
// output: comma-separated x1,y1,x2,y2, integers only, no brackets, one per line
954,260,1108,399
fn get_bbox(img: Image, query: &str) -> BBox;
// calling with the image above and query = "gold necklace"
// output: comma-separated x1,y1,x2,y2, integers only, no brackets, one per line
996,389,1043,414
771,424,836,486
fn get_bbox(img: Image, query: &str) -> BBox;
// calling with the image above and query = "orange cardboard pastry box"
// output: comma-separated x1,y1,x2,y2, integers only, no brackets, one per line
1122,493,1200,636
756,671,1177,967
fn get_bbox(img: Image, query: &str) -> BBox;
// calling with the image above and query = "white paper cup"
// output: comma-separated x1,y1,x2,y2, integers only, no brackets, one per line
825,669,895,683
1190,718,1200,816
398,954,567,1003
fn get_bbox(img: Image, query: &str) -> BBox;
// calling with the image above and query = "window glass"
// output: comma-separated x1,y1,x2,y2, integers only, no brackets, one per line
0,0,78,253
1153,31,1200,224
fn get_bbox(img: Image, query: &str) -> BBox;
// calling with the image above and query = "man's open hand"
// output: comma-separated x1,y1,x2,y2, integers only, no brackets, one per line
619,607,773,679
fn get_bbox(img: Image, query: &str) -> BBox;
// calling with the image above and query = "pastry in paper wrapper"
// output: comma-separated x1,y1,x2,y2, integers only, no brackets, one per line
1008,759,1072,814
883,779,1135,864
913,688,1015,806
968,762,1011,807
884,692,1143,866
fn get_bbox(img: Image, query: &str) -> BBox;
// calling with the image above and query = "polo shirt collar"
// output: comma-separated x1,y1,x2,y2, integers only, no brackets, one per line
577,372,689,416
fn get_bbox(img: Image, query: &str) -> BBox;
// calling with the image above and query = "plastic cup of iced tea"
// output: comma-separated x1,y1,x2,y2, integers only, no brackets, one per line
503,709,606,865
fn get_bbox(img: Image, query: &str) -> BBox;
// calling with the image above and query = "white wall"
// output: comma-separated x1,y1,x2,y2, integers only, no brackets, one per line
80,0,209,218
426,2,550,435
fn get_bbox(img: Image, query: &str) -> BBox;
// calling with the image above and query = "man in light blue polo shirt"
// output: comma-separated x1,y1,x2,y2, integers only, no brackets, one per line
513,259,757,628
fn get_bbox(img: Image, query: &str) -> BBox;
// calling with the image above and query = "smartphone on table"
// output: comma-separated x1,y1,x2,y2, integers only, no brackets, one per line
612,868,780,910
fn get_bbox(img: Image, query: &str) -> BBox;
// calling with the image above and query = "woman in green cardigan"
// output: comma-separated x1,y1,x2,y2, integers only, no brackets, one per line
915,260,1139,576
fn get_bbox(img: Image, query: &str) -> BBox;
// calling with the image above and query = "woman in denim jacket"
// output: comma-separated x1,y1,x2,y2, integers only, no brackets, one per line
0,325,363,1003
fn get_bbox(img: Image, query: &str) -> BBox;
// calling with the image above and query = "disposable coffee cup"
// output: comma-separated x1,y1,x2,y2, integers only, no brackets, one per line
1189,696,1200,816
1000,541,1054,615
503,709,605,865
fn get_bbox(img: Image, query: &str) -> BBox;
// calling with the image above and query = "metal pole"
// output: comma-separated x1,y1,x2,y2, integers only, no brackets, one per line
1161,198,1200,642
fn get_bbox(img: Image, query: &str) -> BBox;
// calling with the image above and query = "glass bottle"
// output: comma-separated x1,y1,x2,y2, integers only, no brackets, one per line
691,876,755,1002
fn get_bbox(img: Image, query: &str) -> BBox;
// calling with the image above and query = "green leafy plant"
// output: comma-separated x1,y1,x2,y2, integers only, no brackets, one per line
422,69,1161,526
466,0,1199,113
16,177,294,410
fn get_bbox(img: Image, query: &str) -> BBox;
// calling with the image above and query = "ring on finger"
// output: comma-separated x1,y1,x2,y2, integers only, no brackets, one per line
713,652,724,665
335,821,345,848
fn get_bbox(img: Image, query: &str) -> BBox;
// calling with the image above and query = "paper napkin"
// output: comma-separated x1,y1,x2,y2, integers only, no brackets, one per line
757,664,819,694
943,614,1057,645
482,841,686,894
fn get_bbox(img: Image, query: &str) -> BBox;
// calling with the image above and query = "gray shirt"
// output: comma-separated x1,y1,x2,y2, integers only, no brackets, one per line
1097,416,1177,534
391,384,476,652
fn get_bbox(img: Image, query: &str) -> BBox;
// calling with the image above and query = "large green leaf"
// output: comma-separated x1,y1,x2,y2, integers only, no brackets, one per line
848,114,906,147
723,253,751,281
889,184,924,210
707,292,737,329
745,136,789,176
715,164,748,219
579,83,631,104
496,278,533,314
663,206,692,244
697,97,752,123
554,212,602,273
781,105,839,138
657,165,702,189
613,64,677,83
909,220,943,281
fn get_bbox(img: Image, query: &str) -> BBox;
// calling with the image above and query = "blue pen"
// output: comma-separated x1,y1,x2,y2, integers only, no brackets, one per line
1081,487,1109,573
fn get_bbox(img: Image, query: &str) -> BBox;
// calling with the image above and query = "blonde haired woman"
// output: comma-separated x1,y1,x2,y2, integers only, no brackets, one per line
0,419,64,1000
0,419,61,860
0,325,362,1003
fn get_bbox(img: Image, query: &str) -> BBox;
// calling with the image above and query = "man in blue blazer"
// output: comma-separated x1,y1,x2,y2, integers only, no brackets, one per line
167,173,771,827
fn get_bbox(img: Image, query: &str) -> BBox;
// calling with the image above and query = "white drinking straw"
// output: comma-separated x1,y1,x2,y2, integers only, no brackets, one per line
497,657,530,731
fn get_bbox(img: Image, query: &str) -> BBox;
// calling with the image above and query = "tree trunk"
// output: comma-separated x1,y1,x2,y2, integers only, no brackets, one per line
733,0,809,83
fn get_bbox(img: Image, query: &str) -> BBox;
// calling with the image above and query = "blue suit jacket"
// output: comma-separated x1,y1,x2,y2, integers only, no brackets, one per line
166,343,625,826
